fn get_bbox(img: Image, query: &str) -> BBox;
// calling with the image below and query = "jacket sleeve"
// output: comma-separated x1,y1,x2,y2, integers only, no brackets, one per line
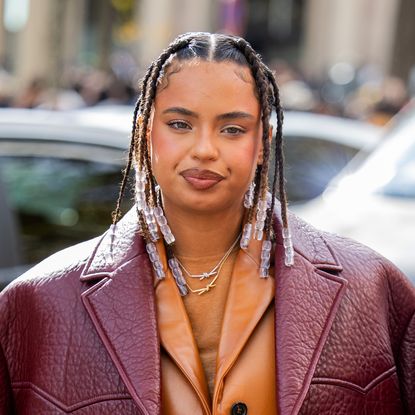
0,289,16,414
398,311,415,414
0,341,14,414
383,259,415,414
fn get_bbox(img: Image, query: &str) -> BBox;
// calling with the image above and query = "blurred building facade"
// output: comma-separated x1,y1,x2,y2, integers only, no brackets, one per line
303,0,415,82
0,0,414,93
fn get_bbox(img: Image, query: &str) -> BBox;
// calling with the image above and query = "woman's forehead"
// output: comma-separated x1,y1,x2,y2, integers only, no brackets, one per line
154,60,260,113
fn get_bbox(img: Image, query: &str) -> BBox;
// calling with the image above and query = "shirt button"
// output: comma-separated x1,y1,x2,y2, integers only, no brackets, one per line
231,402,248,415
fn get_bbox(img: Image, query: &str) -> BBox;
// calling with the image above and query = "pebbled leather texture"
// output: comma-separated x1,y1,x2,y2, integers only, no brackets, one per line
0,207,414,414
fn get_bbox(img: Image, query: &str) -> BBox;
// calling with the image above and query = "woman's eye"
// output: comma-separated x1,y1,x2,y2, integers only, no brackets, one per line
167,120,191,130
222,126,245,135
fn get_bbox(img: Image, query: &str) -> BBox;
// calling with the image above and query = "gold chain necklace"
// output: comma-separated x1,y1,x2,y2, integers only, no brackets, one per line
175,234,240,295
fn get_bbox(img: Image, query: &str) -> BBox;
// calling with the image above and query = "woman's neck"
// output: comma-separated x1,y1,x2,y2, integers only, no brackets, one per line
163,203,244,259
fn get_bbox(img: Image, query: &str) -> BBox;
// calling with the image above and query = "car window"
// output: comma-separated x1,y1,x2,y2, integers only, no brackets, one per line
0,154,132,273
283,136,361,203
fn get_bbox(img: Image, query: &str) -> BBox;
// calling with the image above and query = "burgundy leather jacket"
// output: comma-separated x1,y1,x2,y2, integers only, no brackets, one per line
1,209,414,414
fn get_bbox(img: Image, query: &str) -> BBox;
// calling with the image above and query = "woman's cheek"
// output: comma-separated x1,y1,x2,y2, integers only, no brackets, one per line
151,131,176,167
231,141,260,171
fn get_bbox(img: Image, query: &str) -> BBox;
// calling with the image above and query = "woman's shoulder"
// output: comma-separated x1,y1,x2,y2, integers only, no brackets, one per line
0,236,105,346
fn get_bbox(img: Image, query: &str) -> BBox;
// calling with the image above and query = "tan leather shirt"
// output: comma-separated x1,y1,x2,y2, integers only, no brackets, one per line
154,238,277,415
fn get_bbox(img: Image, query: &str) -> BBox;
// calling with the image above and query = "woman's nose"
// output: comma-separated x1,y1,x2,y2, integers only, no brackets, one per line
190,130,219,161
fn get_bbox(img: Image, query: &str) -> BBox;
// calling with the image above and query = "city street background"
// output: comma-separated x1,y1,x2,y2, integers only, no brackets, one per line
1,0,415,122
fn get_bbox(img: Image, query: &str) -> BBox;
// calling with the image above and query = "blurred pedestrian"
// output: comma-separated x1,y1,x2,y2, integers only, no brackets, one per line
1,32,414,414
12,78,47,108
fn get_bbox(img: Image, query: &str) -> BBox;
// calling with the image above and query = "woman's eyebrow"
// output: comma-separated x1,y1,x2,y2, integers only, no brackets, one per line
162,107,255,121
217,111,255,121
162,107,198,117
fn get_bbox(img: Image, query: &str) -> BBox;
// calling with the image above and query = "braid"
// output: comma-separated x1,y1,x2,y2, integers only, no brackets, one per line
112,62,157,225
122,36,193,240
139,37,193,185
265,69,288,230
248,166,262,223
113,32,289,255
231,38,274,237
111,99,140,224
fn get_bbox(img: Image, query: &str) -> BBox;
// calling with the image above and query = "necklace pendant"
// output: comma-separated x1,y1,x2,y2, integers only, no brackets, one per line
195,281,216,295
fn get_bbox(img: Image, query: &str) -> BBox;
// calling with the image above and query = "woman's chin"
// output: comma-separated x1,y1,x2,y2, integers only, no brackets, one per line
164,192,244,217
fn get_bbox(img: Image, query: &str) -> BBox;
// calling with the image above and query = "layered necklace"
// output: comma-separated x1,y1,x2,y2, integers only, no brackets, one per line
174,233,241,295
136,169,294,297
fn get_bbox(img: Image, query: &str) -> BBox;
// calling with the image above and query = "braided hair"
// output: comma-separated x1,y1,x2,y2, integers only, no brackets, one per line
112,32,289,246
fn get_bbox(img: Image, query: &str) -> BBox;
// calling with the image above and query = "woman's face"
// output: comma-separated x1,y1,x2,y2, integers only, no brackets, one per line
150,60,262,215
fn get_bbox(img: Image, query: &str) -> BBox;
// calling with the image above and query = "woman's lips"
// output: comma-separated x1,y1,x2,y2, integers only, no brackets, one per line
180,168,225,190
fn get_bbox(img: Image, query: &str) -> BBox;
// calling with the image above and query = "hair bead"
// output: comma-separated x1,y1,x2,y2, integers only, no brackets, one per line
112,32,295,287
240,222,253,249
259,239,272,278
146,242,165,279
168,258,188,296
282,227,294,266
254,199,267,240
143,207,159,242
154,206,175,245
244,182,256,208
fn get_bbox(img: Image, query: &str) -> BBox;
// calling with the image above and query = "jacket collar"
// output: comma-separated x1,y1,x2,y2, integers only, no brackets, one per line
80,208,145,279
80,206,346,415
80,206,342,279
272,208,347,415
80,209,159,415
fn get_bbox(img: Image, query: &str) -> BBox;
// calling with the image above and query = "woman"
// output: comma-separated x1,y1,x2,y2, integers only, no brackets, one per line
1,32,414,415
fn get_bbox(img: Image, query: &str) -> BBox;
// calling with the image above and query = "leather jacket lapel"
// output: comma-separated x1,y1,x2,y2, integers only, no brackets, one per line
80,210,160,415
273,213,347,415
78,206,347,415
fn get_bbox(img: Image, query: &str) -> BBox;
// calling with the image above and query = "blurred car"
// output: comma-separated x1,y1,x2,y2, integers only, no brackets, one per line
0,108,134,288
294,103,415,283
0,107,380,288
274,111,380,203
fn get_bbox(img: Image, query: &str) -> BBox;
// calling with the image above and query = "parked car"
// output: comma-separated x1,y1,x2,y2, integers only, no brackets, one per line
294,103,415,283
0,108,380,288
274,111,380,203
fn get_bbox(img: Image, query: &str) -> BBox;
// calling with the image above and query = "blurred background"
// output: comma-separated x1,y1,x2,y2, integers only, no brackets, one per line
0,0,414,288
1,0,415,119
